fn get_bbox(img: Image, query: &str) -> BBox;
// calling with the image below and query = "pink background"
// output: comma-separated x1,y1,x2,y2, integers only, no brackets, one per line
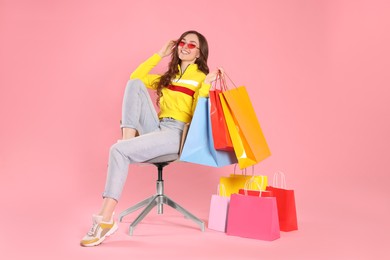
1,0,389,259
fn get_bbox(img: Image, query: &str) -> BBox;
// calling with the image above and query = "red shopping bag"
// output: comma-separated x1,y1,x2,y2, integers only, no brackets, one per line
266,171,298,232
209,75,233,151
226,193,280,241
238,189,273,197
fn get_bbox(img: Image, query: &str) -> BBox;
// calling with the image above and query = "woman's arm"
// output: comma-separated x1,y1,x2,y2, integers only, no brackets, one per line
157,40,176,58
191,68,223,113
198,68,224,97
130,40,177,88
129,54,161,88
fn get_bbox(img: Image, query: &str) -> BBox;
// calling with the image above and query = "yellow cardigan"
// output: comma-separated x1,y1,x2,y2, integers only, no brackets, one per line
130,53,211,123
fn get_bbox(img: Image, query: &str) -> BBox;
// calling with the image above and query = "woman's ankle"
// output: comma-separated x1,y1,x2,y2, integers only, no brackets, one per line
122,128,137,139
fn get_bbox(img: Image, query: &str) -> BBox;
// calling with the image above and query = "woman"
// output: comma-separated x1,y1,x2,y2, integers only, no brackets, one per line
80,30,220,246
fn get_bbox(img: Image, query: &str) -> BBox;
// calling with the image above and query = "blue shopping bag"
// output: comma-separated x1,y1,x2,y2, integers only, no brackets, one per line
180,97,237,167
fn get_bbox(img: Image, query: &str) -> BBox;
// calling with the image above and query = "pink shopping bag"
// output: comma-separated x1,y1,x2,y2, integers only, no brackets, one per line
208,185,230,232
226,193,280,241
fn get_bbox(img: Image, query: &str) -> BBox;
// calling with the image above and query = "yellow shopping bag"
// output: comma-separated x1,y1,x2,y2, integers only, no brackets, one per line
219,166,268,197
220,85,271,169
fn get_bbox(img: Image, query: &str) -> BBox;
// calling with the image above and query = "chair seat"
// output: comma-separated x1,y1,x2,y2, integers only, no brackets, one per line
143,153,179,164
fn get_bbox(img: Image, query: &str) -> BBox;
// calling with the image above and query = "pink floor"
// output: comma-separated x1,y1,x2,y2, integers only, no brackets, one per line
2,162,389,259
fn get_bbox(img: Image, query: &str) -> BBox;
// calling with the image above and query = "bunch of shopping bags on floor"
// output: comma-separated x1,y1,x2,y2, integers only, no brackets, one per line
180,72,271,169
208,170,298,241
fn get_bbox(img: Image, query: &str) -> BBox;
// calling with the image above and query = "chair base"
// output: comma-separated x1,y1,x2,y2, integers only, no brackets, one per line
119,180,205,236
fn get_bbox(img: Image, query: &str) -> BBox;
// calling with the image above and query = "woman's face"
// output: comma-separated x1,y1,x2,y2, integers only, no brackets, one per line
177,33,200,64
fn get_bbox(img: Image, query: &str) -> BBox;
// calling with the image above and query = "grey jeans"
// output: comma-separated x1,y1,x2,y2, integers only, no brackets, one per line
102,79,185,201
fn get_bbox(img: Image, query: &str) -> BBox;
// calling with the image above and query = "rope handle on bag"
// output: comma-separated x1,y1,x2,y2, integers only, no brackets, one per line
217,184,227,197
273,171,287,189
219,71,229,91
211,71,222,91
233,164,246,176
211,70,229,91
243,176,264,197
233,164,255,176
221,71,238,89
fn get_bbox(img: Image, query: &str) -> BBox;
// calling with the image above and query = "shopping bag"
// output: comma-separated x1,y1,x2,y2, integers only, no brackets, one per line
223,86,271,163
209,76,233,151
266,171,298,231
219,175,268,197
238,175,273,196
220,75,271,168
238,189,273,197
208,184,230,232
219,166,267,197
180,97,237,167
226,193,280,241
220,94,257,168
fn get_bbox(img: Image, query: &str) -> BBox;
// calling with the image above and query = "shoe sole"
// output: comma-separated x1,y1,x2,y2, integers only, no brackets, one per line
81,222,119,247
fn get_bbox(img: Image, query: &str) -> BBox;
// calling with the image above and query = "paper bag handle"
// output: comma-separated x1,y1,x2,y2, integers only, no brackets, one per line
243,176,264,197
273,171,286,188
211,71,229,91
217,184,227,197
221,72,238,90
211,72,222,91
233,164,247,176
233,164,255,176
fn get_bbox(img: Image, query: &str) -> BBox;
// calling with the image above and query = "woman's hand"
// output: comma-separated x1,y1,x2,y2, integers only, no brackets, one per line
157,40,176,58
204,67,224,84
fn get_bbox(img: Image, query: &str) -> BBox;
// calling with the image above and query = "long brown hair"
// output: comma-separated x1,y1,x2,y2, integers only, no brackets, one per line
155,30,210,106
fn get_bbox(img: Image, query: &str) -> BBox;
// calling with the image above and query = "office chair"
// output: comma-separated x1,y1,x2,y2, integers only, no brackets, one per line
118,126,205,235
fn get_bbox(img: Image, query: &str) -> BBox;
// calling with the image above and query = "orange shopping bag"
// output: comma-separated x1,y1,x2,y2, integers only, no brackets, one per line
220,74,271,169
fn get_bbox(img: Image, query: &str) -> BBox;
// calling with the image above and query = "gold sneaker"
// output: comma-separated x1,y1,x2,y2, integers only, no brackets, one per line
80,214,118,247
